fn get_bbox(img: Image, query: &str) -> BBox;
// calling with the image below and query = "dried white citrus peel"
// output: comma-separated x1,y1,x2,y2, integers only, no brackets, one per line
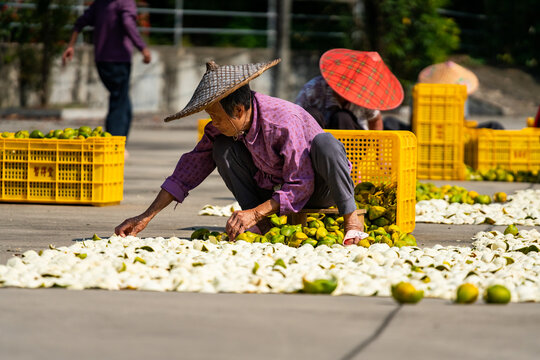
198,202,241,216
416,189,540,225
1,229,539,302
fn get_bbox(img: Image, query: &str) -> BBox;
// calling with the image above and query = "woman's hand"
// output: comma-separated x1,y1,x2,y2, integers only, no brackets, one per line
226,209,262,240
115,214,151,237
62,31,79,66
114,189,174,237
142,48,151,64
62,47,74,66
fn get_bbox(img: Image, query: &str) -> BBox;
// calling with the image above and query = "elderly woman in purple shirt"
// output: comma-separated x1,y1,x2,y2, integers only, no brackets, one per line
115,60,367,245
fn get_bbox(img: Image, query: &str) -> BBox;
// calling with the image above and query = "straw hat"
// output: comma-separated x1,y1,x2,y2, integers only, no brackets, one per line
319,49,404,110
418,61,479,94
164,58,281,122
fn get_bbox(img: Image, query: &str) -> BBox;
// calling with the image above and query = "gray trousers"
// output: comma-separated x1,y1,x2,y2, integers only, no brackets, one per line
212,132,356,215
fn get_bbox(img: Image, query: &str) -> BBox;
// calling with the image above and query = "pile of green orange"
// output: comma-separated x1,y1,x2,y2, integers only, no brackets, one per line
354,182,397,229
466,165,540,183
416,182,507,204
191,212,416,248
1,126,111,140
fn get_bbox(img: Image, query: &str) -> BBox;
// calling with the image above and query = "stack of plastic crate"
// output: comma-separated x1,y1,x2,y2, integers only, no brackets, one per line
413,83,467,180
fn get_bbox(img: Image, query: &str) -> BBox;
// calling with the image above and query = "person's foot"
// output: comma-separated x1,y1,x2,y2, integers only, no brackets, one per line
342,211,367,245
343,229,369,245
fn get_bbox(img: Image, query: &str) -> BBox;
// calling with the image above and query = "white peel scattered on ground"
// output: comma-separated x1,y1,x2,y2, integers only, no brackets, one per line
1,230,539,302
198,202,241,217
416,189,540,225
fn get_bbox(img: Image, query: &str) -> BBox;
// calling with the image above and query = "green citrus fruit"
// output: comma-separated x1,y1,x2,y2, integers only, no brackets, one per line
484,285,511,304
302,277,337,294
78,126,92,135
301,238,318,247
358,239,371,248
455,283,479,304
391,282,424,304
190,228,210,240
476,195,492,205
493,192,507,203
58,132,71,139
14,130,29,138
504,224,519,236
235,232,253,243
270,234,285,244
29,130,45,138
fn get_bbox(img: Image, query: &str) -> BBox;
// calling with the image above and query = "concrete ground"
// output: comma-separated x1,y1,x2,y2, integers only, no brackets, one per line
1,117,539,360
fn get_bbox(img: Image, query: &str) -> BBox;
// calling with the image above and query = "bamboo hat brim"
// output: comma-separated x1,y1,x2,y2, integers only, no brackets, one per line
418,61,479,94
164,58,281,122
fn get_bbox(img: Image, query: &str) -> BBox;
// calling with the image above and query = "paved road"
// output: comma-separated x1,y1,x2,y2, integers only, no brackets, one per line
1,119,539,360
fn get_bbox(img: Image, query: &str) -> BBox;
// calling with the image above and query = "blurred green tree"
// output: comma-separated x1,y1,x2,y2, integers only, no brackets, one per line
445,0,538,73
0,0,74,106
483,0,539,72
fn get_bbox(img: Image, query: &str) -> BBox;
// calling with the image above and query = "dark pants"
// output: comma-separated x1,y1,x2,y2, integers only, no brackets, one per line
96,62,132,137
212,133,357,215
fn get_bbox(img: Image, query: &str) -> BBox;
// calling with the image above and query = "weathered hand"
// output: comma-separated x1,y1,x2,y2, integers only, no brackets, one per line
62,47,74,66
115,215,150,237
142,48,151,64
226,209,262,240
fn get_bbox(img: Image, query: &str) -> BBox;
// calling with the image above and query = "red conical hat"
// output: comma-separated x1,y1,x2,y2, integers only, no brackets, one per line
319,49,404,110
418,61,479,94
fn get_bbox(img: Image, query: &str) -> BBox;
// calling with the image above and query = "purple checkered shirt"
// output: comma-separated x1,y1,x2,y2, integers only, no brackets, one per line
161,92,325,215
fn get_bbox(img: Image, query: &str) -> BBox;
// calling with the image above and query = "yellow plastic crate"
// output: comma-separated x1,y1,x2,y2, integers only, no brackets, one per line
470,129,540,171
327,130,417,233
413,83,467,180
198,118,212,141
0,137,125,205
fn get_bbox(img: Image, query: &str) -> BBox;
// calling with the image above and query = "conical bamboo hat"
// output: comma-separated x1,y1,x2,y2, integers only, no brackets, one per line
165,59,281,122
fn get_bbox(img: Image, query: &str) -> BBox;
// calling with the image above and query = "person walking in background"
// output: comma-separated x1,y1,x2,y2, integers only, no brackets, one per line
62,0,151,142
295,49,404,131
